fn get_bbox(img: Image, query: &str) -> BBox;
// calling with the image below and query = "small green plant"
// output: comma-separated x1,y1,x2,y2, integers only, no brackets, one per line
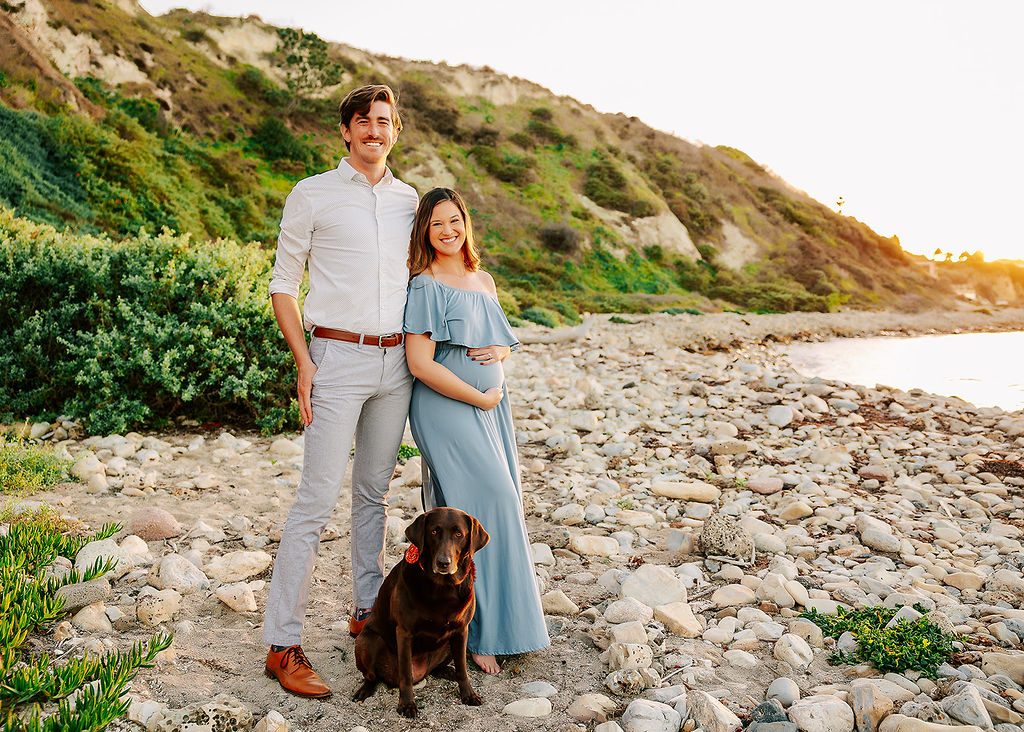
609,315,636,324
520,306,561,328
397,443,420,462
0,438,69,496
800,605,962,678
661,307,702,315
615,498,634,510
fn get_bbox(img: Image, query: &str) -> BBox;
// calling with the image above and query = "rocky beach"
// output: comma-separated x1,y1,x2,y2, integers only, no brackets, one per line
12,307,1024,732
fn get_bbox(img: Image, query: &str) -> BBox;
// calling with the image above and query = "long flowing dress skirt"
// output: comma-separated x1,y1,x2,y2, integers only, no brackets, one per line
409,342,549,655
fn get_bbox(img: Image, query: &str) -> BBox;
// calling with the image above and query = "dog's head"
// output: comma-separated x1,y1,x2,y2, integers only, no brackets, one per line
405,507,489,579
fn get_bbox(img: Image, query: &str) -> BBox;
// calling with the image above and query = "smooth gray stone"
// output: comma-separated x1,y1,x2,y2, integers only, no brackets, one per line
751,699,788,724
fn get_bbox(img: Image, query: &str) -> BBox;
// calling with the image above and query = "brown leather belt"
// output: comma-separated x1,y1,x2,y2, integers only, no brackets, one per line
312,327,404,348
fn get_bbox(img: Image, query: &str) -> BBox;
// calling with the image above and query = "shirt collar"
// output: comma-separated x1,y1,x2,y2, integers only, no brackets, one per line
337,158,394,187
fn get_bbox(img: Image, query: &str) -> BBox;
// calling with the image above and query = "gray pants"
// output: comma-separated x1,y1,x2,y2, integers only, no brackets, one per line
262,336,412,646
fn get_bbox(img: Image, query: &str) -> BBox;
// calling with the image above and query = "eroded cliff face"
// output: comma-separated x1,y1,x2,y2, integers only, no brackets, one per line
9,0,148,85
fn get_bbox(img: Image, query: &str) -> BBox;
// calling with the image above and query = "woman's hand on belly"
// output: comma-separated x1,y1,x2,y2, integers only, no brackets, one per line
467,345,511,365
479,386,504,411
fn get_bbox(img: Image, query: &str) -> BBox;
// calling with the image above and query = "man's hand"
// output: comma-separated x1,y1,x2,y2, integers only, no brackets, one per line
297,359,317,426
467,345,511,365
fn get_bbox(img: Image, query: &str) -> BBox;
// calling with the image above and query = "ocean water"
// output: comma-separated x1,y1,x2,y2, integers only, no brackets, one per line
780,330,1024,413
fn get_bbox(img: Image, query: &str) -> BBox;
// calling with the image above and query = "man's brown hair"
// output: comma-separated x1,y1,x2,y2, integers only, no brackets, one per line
338,84,402,150
408,188,481,276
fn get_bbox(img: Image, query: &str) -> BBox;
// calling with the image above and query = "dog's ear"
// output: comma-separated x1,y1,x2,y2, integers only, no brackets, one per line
469,516,489,552
406,512,428,548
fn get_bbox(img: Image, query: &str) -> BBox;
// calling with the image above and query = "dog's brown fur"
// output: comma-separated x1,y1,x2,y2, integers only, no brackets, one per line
352,507,489,718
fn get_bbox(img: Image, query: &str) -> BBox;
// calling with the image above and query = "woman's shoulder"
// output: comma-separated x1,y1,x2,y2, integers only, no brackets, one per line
475,269,497,294
409,272,441,290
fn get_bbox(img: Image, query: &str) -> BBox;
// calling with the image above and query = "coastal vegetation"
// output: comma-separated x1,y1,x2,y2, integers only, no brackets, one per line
0,440,172,730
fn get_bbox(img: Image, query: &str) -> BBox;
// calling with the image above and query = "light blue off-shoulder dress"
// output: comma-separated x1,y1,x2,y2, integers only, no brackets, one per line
404,273,550,656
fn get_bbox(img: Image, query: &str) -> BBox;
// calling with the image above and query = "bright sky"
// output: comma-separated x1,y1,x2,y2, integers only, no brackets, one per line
139,0,1024,262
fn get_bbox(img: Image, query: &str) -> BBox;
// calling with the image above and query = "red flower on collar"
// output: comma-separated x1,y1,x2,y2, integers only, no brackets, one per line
405,544,420,564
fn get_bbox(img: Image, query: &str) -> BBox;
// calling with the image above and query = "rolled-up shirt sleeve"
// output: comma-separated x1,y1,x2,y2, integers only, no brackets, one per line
268,184,312,299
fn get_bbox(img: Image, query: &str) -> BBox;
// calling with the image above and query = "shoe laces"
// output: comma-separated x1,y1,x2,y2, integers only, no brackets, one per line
282,645,313,671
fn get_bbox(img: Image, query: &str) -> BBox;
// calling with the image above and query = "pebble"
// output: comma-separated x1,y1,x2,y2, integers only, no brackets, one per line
712,584,756,607
215,582,257,613
687,690,742,732
605,597,655,624
767,677,800,707
620,564,687,608
204,550,272,582
503,697,552,717
522,681,558,698
127,507,182,540
542,589,580,615
567,693,618,723
773,634,813,669
620,699,682,732
787,695,855,732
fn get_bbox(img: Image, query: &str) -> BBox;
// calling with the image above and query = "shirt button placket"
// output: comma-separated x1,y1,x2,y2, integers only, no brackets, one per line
373,185,383,337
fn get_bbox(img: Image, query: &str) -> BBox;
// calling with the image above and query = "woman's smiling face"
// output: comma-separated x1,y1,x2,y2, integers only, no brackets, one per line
428,200,467,259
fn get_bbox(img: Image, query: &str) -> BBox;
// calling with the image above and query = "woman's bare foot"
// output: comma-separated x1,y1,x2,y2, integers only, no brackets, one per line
472,653,500,674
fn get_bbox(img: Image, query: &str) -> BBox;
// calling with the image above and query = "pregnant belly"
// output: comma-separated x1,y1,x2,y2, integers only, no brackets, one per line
435,345,505,392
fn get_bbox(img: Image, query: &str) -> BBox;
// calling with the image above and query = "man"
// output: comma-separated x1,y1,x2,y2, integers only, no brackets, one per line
262,84,418,698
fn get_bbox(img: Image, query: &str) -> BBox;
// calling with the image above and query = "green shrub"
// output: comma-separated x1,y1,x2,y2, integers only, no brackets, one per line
583,157,653,217
469,146,535,186
234,66,290,108
538,223,580,254
496,289,520,320
0,211,298,435
550,300,581,324
248,118,323,171
609,315,636,324
520,306,561,328
709,275,830,313
0,439,69,496
526,119,576,147
508,131,533,149
662,307,702,315
399,79,461,137
470,126,499,146
801,606,961,678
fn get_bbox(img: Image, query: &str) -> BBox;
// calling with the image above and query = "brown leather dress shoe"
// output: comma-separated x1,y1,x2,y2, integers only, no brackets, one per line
264,645,332,698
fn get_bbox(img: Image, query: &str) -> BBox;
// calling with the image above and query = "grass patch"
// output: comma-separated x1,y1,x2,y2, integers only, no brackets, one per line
0,437,69,495
801,605,962,678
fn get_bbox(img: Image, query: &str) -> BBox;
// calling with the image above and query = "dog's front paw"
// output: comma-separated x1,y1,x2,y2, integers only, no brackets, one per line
352,680,376,702
397,700,418,718
460,690,483,706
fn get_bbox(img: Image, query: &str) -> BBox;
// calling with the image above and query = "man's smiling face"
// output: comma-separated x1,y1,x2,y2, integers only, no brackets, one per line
341,99,398,169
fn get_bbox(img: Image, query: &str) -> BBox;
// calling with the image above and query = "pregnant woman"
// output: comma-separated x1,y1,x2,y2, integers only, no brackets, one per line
403,187,549,674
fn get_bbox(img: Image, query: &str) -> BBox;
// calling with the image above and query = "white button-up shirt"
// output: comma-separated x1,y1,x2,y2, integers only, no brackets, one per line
269,158,419,334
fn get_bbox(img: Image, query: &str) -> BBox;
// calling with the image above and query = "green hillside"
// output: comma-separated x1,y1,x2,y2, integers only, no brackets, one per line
0,0,963,317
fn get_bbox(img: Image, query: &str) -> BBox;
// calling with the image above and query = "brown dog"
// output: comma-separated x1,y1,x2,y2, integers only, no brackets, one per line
353,507,489,718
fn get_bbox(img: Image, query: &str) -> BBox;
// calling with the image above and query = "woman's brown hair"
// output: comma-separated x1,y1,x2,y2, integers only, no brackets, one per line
408,188,481,276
